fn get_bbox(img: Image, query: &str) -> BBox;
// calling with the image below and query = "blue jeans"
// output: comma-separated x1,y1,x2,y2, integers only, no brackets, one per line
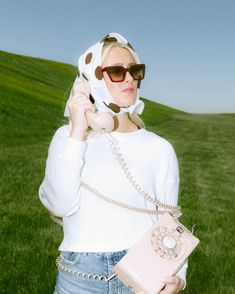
54,249,133,293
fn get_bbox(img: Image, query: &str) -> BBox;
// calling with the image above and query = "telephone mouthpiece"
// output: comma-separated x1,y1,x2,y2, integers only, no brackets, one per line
86,111,114,133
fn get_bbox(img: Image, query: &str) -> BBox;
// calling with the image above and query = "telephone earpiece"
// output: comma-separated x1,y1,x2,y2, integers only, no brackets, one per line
86,110,114,133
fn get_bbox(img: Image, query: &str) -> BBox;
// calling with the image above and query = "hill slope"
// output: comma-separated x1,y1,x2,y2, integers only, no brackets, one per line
0,50,188,140
0,50,234,294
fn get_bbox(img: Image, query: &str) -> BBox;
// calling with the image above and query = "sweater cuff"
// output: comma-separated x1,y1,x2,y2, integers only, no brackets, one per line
58,137,87,162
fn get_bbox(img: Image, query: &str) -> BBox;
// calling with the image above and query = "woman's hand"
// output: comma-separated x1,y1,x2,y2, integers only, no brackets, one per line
68,80,96,140
158,276,185,294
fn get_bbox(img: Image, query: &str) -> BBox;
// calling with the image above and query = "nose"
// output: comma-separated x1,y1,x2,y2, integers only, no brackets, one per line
125,70,133,82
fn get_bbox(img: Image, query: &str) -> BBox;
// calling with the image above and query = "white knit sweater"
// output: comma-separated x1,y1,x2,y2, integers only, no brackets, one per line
39,125,187,283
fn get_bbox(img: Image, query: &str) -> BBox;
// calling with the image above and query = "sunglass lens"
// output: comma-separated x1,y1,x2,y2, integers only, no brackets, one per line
130,65,145,80
107,67,124,82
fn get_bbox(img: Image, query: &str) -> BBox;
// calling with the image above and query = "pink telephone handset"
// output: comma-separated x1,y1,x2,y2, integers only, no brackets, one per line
71,78,115,133
86,110,114,133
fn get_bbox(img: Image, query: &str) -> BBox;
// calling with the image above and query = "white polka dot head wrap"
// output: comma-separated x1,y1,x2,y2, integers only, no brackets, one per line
64,32,145,117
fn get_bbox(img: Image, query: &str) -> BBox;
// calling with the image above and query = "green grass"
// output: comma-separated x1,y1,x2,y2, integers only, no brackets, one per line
0,50,234,293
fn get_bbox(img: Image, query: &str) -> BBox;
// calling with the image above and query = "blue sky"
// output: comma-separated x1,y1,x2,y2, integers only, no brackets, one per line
1,0,234,113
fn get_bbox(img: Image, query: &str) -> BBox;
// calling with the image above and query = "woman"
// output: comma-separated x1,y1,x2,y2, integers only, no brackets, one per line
39,33,187,293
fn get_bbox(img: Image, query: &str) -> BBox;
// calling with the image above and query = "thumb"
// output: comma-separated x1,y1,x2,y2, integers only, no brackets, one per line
90,105,96,112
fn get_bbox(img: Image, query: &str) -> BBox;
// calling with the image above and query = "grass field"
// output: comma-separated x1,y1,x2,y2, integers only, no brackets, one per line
0,50,234,293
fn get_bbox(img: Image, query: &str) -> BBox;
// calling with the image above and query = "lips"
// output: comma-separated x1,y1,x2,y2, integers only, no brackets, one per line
122,87,134,93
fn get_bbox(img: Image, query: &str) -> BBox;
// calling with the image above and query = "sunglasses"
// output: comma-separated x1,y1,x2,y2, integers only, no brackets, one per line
102,64,145,82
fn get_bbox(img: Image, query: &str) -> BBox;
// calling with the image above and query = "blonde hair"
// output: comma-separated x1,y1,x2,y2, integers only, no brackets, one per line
101,42,139,65
85,42,145,138
128,113,145,129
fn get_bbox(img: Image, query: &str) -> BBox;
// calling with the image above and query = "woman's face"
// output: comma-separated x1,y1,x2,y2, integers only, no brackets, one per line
102,47,138,107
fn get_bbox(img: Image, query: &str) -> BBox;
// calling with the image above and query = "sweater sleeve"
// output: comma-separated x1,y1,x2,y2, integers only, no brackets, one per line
154,139,188,290
39,125,87,217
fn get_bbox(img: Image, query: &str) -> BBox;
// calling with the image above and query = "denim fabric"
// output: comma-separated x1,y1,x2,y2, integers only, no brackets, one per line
54,249,133,294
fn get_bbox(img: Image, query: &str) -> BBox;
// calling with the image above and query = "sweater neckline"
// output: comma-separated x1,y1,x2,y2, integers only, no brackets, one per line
110,128,145,137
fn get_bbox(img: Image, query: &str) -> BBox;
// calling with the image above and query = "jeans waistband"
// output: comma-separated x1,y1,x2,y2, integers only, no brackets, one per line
56,249,128,282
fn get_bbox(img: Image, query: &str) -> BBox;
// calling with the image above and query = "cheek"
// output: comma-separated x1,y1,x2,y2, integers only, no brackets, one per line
104,76,119,95
104,75,113,93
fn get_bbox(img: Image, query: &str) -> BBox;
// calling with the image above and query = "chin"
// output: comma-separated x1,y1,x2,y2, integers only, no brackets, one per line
115,93,137,107
118,99,136,108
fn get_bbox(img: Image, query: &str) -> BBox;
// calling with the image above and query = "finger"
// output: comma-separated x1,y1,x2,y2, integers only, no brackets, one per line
69,99,93,109
158,283,178,294
162,276,179,285
71,97,93,108
70,100,91,107
81,102,96,112
69,103,95,114
71,93,89,101
85,104,96,112
72,82,90,96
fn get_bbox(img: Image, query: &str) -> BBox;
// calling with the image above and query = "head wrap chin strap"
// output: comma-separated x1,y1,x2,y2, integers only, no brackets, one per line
64,32,145,117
